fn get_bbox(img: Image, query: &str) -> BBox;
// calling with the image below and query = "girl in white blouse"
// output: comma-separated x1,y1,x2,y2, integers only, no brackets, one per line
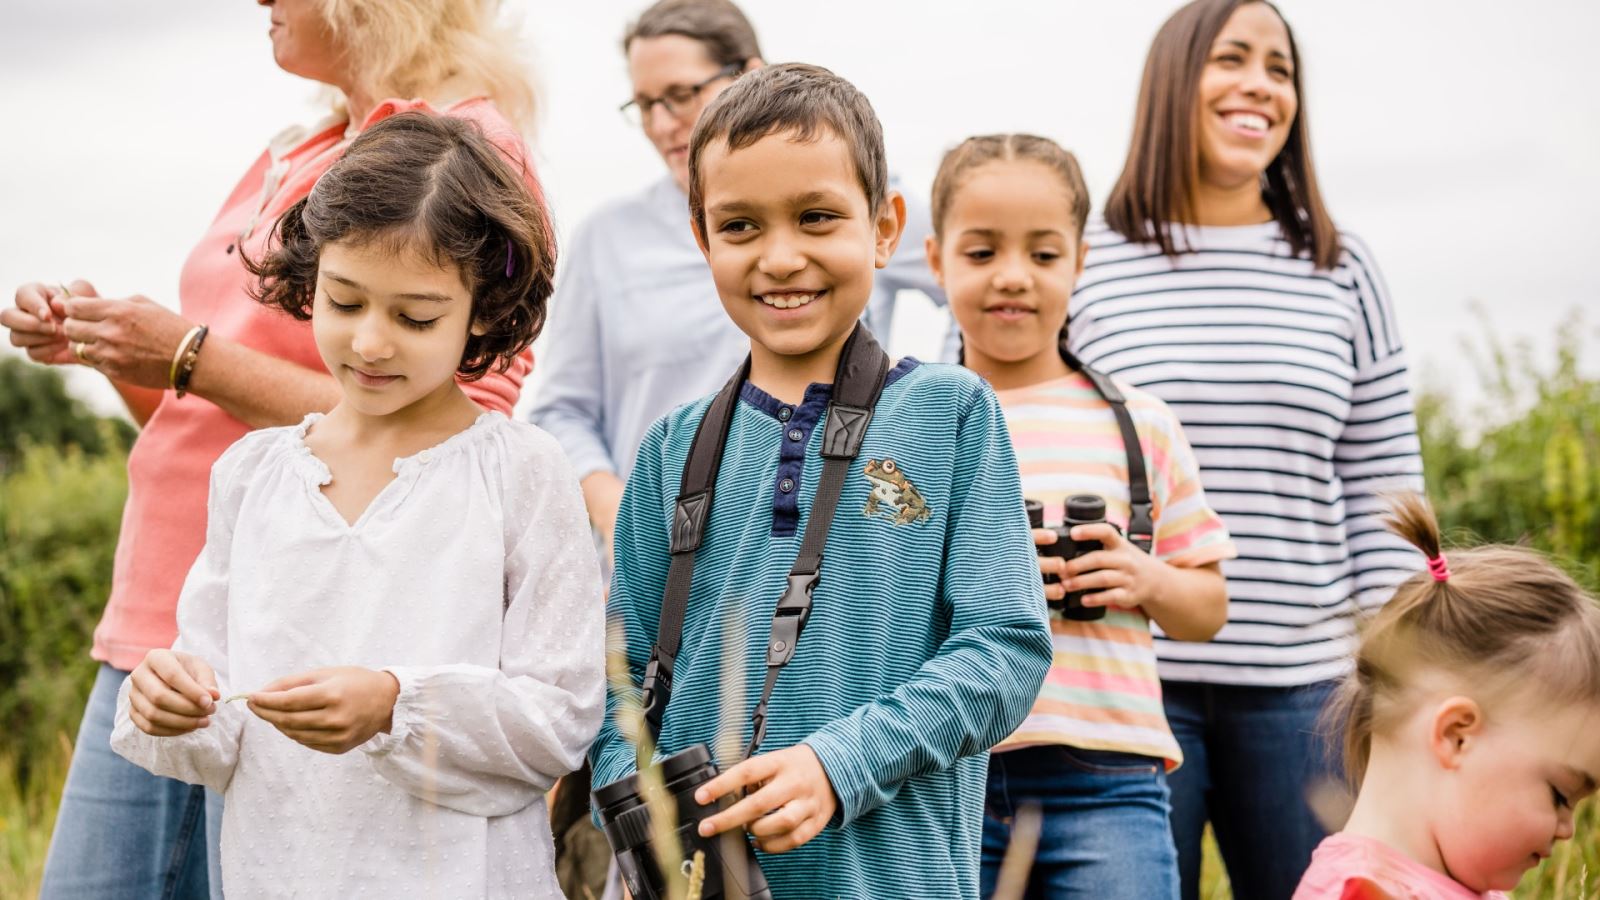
110,111,604,899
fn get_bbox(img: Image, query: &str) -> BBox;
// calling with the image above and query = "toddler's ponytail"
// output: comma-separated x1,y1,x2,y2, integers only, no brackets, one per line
1330,493,1600,787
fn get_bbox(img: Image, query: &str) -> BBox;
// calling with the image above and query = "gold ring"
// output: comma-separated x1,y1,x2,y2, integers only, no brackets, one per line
72,341,90,363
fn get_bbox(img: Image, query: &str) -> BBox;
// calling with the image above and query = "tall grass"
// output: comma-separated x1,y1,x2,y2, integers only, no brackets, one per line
0,740,70,899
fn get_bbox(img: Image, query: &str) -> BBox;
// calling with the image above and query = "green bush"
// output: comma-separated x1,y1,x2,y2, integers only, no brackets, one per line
0,357,134,473
1419,307,1600,590
0,409,128,787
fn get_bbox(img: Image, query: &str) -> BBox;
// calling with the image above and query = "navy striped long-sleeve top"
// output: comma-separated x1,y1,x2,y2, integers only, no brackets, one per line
1068,219,1425,686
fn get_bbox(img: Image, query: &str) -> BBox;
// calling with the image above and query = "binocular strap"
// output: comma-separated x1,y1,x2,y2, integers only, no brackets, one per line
639,324,891,768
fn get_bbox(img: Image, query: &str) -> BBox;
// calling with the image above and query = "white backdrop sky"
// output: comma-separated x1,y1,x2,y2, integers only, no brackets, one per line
4,1,1597,418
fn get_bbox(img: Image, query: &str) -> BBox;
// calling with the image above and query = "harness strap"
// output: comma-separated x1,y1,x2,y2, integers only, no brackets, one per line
640,325,890,762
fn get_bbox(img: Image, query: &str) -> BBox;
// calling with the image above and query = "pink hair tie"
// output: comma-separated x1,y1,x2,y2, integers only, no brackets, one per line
1427,554,1452,582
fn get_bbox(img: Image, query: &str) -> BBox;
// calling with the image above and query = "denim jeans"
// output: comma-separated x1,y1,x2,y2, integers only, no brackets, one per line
40,664,224,900
979,745,1178,900
1163,680,1340,900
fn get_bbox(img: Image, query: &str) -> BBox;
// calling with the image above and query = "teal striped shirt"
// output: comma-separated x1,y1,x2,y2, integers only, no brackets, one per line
591,359,1052,899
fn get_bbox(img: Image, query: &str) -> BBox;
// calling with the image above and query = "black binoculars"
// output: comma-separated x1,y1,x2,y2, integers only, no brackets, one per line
1026,495,1110,621
593,744,773,900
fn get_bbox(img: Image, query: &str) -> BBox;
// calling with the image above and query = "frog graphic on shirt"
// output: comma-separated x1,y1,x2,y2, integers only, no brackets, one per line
861,458,931,525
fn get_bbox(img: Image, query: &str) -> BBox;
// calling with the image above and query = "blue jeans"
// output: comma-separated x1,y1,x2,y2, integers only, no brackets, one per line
979,745,1178,900
40,664,224,900
1163,680,1339,900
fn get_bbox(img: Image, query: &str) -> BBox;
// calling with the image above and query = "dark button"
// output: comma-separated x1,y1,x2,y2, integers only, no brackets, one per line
778,478,795,493
787,428,804,442
777,407,793,422
225,244,235,255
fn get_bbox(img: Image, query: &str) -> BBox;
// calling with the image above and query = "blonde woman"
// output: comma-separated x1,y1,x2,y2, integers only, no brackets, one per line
2,3,540,897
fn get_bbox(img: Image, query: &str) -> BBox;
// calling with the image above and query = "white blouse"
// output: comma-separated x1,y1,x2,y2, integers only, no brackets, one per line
112,412,605,899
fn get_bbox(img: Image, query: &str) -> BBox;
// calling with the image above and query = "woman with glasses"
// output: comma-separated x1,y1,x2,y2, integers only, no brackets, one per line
529,0,945,568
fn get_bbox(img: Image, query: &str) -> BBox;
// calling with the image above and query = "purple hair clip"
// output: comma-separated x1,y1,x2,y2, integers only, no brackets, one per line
504,238,515,278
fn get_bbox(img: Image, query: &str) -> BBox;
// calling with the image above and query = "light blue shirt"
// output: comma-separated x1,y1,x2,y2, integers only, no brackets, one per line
528,175,951,482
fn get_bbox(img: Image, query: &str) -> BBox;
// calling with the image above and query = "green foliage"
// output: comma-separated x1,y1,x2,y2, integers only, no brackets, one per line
0,740,69,900
1418,307,1600,590
0,357,135,473
0,368,128,788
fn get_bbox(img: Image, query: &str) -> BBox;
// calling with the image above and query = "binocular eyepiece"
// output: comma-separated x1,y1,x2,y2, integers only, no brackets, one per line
1026,495,1109,622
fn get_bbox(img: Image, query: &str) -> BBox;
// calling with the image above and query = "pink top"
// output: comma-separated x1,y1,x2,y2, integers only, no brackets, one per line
92,97,538,671
1295,833,1509,900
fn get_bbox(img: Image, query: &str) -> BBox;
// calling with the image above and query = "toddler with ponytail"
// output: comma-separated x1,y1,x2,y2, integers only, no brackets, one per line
1296,493,1600,898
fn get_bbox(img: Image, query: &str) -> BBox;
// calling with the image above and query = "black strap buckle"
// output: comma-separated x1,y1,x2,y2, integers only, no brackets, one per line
1128,502,1155,553
767,571,818,666
640,651,673,732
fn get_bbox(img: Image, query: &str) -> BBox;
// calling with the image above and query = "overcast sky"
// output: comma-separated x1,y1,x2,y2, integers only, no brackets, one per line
4,0,1597,418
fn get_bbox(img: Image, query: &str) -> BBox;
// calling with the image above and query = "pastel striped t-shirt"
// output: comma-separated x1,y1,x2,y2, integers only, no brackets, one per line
993,370,1236,766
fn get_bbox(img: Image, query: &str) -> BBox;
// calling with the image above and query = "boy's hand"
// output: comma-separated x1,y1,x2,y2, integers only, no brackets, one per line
248,667,400,755
128,649,221,736
1061,523,1170,611
691,744,837,853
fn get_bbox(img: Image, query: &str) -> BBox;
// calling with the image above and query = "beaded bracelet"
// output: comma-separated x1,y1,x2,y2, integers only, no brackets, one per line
172,325,210,399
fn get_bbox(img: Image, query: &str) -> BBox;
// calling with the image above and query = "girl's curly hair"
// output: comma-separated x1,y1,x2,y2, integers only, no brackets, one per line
247,110,555,381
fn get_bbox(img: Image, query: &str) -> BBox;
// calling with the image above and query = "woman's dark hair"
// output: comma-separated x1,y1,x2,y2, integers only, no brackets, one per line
1104,0,1341,270
623,0,763,68
247,111,555,380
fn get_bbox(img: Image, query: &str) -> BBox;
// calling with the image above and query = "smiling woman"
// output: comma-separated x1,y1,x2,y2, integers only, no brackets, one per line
1067,1,1427,897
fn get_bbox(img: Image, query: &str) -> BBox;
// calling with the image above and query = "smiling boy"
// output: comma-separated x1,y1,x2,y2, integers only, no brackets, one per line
588,64,1052,898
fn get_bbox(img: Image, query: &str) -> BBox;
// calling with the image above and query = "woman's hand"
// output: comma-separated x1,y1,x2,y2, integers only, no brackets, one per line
128,649,221,737
3,282,75,365
247,667,401,755
58,283,195,388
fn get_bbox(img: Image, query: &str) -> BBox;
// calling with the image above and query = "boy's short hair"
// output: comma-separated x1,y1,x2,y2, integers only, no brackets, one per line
623,0,763,68
687,62,888,238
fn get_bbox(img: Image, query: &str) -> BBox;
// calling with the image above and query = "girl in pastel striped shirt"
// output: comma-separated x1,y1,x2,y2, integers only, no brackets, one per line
925,133,1237,899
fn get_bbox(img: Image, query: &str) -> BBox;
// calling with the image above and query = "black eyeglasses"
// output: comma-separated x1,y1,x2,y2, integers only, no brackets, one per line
619,63,745,127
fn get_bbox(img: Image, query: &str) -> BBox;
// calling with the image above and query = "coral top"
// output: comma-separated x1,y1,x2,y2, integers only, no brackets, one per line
1295,833,1509,899
91,97,536,670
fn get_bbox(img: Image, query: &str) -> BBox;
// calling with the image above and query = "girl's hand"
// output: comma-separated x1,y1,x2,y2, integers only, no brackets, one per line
2,282,74,365
690,744,837,853
1060,522,1171,611
1033,528,1069,603
128,649,221,736
248,667,401,755
58,285,195,388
